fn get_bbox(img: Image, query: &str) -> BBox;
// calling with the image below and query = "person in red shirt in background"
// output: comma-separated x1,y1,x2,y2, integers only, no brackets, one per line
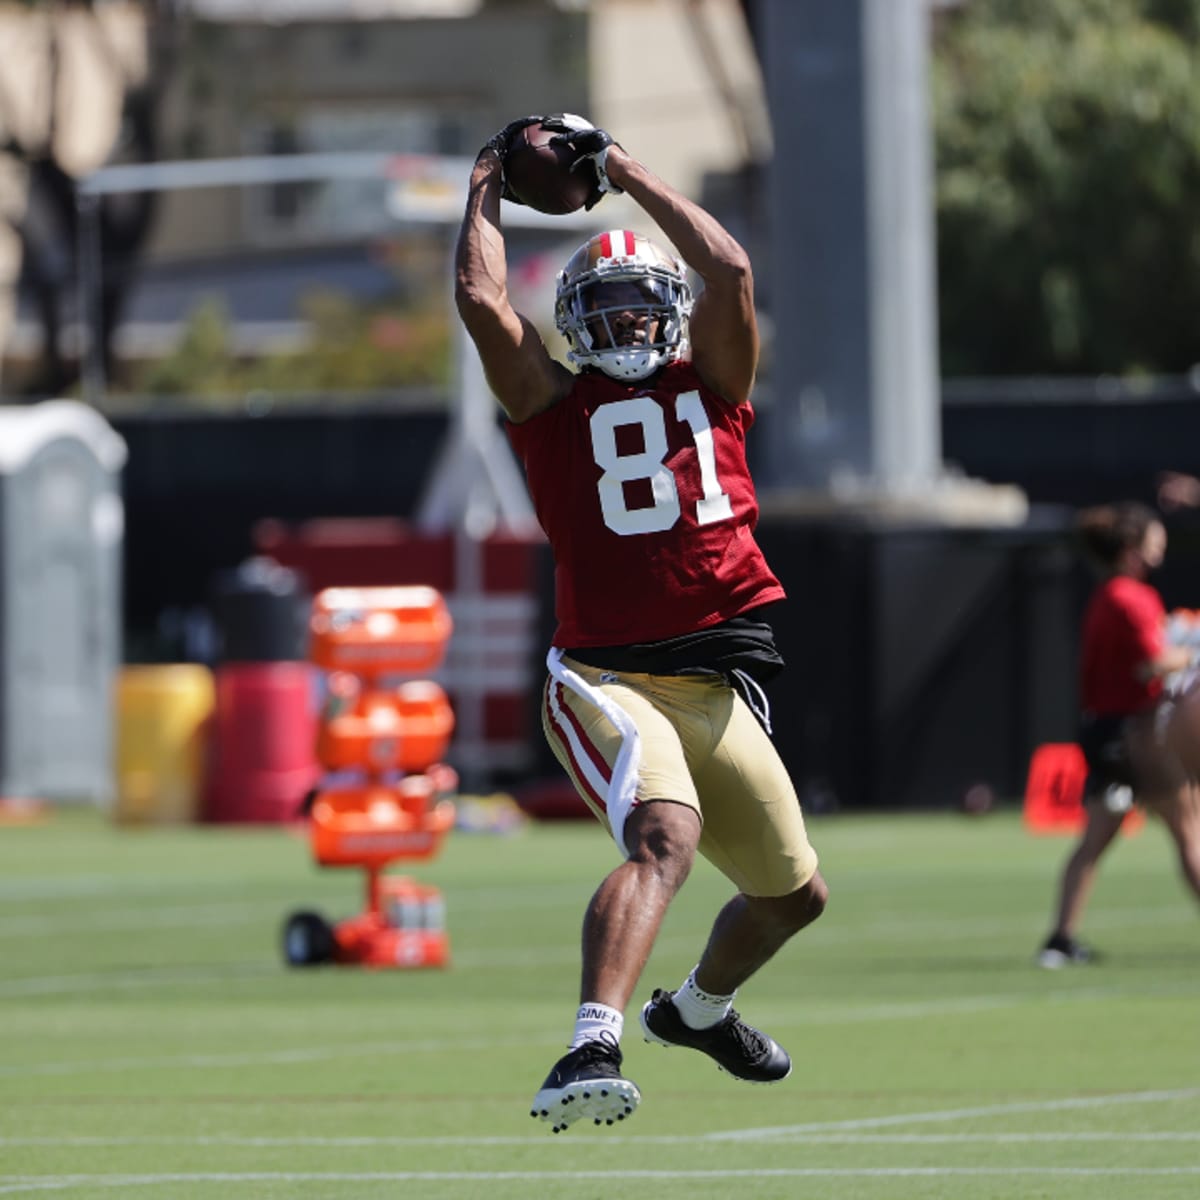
1038,501,1200,967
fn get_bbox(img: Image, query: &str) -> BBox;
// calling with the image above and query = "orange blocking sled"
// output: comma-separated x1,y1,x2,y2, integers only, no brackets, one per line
1023,742,1143,835
283,586,457,969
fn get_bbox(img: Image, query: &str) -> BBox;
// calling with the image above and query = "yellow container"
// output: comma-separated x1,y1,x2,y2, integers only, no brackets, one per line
115,665,215,824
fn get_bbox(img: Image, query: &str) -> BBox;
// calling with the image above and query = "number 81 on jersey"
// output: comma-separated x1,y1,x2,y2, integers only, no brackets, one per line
590,391,734,537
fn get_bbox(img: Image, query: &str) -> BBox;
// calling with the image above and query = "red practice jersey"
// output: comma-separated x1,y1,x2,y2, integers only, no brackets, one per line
1079,575,1166,715
507,361,785,647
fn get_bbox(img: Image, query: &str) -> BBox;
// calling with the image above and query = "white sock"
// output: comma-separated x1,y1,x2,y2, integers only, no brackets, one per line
672,967,734,1030
569,1002,623,1049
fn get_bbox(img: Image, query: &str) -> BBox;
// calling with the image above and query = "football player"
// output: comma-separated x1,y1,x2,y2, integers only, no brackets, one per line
456,115,829,1131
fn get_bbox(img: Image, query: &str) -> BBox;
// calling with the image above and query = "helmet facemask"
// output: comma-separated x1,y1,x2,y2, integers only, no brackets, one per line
555,234,692,381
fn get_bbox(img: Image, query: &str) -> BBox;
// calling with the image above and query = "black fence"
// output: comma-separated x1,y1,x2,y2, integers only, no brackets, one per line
107,373,1200,807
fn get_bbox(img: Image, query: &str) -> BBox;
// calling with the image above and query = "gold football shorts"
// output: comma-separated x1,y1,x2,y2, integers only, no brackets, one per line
542,650,818,897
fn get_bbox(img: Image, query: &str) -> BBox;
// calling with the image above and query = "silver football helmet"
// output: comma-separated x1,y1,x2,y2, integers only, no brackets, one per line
554,230,692,381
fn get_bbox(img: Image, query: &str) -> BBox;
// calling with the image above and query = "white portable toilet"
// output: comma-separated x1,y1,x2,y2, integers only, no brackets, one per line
0,400,126,803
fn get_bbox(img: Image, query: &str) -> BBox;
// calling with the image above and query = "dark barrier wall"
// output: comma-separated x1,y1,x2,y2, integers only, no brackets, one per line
527,507,1086,812
941,380,1200,615
754,511,1082,811
109,384,1200,805
941,378,1200,509
525,501,1089,811
111,385,1200,634
112,405,450,634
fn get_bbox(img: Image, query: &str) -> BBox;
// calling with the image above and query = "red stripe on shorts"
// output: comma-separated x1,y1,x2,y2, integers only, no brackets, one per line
545,680,609,812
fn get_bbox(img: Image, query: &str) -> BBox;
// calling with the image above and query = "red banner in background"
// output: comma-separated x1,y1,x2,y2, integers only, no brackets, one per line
254,518,544,789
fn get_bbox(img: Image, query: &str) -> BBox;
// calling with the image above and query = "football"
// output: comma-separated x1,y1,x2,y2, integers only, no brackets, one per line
503,122,593,215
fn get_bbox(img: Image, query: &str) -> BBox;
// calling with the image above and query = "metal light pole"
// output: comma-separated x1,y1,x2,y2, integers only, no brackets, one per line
757,0,941,500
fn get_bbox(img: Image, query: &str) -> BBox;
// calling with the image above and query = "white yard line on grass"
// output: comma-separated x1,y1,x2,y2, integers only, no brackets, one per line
0,1031,552,1077
2,1166,1200,1194
2,1089,1198,1148
853,904,1198,942
0,895,1187,944
7,938,1200,1004
4,1129,1200,1148
0,903,274,937
0,879,589,911
705,1088,1200,1140
0,961,278,999
5,978,1200,1079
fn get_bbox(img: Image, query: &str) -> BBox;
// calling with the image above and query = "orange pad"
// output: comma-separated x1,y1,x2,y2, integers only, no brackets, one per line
309,783,456,868
310,586,453,678
1023,742,1143,835
317,681,455,774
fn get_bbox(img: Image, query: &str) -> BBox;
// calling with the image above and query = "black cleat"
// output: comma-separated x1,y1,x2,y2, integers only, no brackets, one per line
530,1032,640,1133
1036,933,1096,969
639,987,791,1083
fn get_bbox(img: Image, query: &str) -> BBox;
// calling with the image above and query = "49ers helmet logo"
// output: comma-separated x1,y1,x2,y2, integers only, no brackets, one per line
554,230,693,382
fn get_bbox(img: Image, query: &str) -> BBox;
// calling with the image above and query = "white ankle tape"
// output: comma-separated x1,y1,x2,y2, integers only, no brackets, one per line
675,970,734,1030
571,1002,624,1049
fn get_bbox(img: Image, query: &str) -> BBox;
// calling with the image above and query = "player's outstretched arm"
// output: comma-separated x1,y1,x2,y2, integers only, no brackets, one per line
603,147,758,407
454,150,572,423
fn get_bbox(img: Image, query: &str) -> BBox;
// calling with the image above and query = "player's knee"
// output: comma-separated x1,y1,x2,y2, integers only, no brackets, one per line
777,872,828,933
747,871,827,936
796,872,829,925
625,801,699,884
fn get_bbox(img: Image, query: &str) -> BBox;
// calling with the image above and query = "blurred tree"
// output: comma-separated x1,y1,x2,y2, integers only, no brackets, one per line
0,0,177,398
932,0,1200,376
133,292,452,404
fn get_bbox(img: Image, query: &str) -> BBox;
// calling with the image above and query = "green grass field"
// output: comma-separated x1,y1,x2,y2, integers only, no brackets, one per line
2,803,1198,1199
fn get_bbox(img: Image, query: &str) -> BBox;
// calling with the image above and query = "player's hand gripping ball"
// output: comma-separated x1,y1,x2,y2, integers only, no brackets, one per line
486,113,619,215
